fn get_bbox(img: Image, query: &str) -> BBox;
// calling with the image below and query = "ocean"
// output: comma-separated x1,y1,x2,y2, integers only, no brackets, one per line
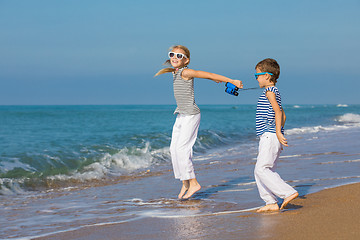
1,104,360,239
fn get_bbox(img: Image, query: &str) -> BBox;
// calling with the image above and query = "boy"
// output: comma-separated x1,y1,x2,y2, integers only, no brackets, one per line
254,58,298,212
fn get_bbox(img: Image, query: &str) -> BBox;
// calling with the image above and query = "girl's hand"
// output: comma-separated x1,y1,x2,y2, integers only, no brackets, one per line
233,80,243,89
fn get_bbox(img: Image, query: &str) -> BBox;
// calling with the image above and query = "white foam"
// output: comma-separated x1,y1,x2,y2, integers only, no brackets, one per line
0,178,27,195
337,113,360,124
234,181,256,186
142,206,261,219
219,188,254,192
286,125,348,135
345,159,360,163
0,158,36,173
319,159,360,165
124,198,176,206
291,175,360,183
337,104,348,107
22,216,144,240
285,113,360,135
280,154,302,159
209,161,220,165
48,143,170,182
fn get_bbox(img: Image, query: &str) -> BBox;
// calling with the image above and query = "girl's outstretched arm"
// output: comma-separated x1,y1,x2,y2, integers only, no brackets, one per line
182,69,243,89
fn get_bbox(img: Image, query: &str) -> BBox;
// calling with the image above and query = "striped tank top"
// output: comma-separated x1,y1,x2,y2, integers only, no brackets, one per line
256,86,284,136
173,67,200,115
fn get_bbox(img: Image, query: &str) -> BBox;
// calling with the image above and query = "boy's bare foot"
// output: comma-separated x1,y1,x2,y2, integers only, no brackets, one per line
182,183,201,199
256,203,279,212
280,192,299,210
178,184,188,199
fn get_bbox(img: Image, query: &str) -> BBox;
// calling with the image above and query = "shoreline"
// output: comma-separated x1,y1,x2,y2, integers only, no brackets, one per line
33,182,360,240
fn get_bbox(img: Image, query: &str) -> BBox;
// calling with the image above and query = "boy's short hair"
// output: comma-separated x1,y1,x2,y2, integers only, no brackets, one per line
255,58,280,84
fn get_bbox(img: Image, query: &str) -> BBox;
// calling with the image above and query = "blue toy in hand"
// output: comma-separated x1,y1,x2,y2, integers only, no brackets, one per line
225,82,239,96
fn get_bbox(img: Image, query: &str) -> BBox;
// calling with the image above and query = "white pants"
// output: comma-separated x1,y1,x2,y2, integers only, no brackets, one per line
170,113,201,181
254,132,297,205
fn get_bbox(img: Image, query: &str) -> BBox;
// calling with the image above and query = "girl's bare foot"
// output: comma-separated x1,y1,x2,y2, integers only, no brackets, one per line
280,192,299,210
256,203,279,212
178,184,188,199
182,182,201,199
182,185,201,199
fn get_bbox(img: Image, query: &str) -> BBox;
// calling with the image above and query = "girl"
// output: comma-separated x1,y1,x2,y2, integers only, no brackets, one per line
155,45,243,199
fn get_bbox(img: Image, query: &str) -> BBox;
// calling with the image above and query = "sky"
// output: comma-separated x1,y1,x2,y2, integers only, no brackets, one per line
0,0,359,105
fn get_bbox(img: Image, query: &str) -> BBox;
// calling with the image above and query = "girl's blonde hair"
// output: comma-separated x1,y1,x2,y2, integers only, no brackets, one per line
154,45,191,76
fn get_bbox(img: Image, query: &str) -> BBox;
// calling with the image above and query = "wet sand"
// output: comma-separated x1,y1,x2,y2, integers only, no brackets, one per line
269,182,360,240
34,182,360,240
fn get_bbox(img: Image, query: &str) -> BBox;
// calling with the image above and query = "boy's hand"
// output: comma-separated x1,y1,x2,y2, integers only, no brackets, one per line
277,133,288,147
233,80,243,89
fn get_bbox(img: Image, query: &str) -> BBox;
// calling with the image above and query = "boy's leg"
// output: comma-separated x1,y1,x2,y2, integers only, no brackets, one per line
255,174,279,212
255,133,297,209
255,133,279,206
255,173,278,206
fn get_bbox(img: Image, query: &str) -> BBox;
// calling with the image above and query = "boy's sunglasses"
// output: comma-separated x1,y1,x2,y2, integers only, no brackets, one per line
255,72,273,79
168,52,188,60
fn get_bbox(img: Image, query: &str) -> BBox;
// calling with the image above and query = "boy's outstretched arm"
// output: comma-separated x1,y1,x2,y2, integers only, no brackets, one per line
266,91,288,147
182,69,243,89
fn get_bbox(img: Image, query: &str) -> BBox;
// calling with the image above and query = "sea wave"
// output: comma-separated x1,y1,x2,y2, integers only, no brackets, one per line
285,125,351,135
0,129,236,194
0,142,172,195
286,113,360,135
337,104,348,107
336,113,360,123
0,178,27,195
48,143,170,182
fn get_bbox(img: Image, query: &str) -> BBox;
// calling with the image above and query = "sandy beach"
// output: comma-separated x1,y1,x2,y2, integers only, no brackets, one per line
34,182,360,240
268,182,360,240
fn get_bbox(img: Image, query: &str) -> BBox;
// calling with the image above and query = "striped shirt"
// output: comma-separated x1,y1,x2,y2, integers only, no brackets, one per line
173,67,200,115
256,86,284,136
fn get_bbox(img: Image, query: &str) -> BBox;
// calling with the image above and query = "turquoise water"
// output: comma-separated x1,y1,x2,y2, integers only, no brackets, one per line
1,104,360,239
1,104,359,192
0,105,255,191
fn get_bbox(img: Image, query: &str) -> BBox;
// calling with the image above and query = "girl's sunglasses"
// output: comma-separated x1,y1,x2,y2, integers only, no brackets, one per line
255,72,273,79
168,52,188,60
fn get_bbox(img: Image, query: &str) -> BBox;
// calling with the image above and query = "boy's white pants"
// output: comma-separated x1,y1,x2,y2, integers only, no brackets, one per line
170,113,201,181
254,132,297,205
